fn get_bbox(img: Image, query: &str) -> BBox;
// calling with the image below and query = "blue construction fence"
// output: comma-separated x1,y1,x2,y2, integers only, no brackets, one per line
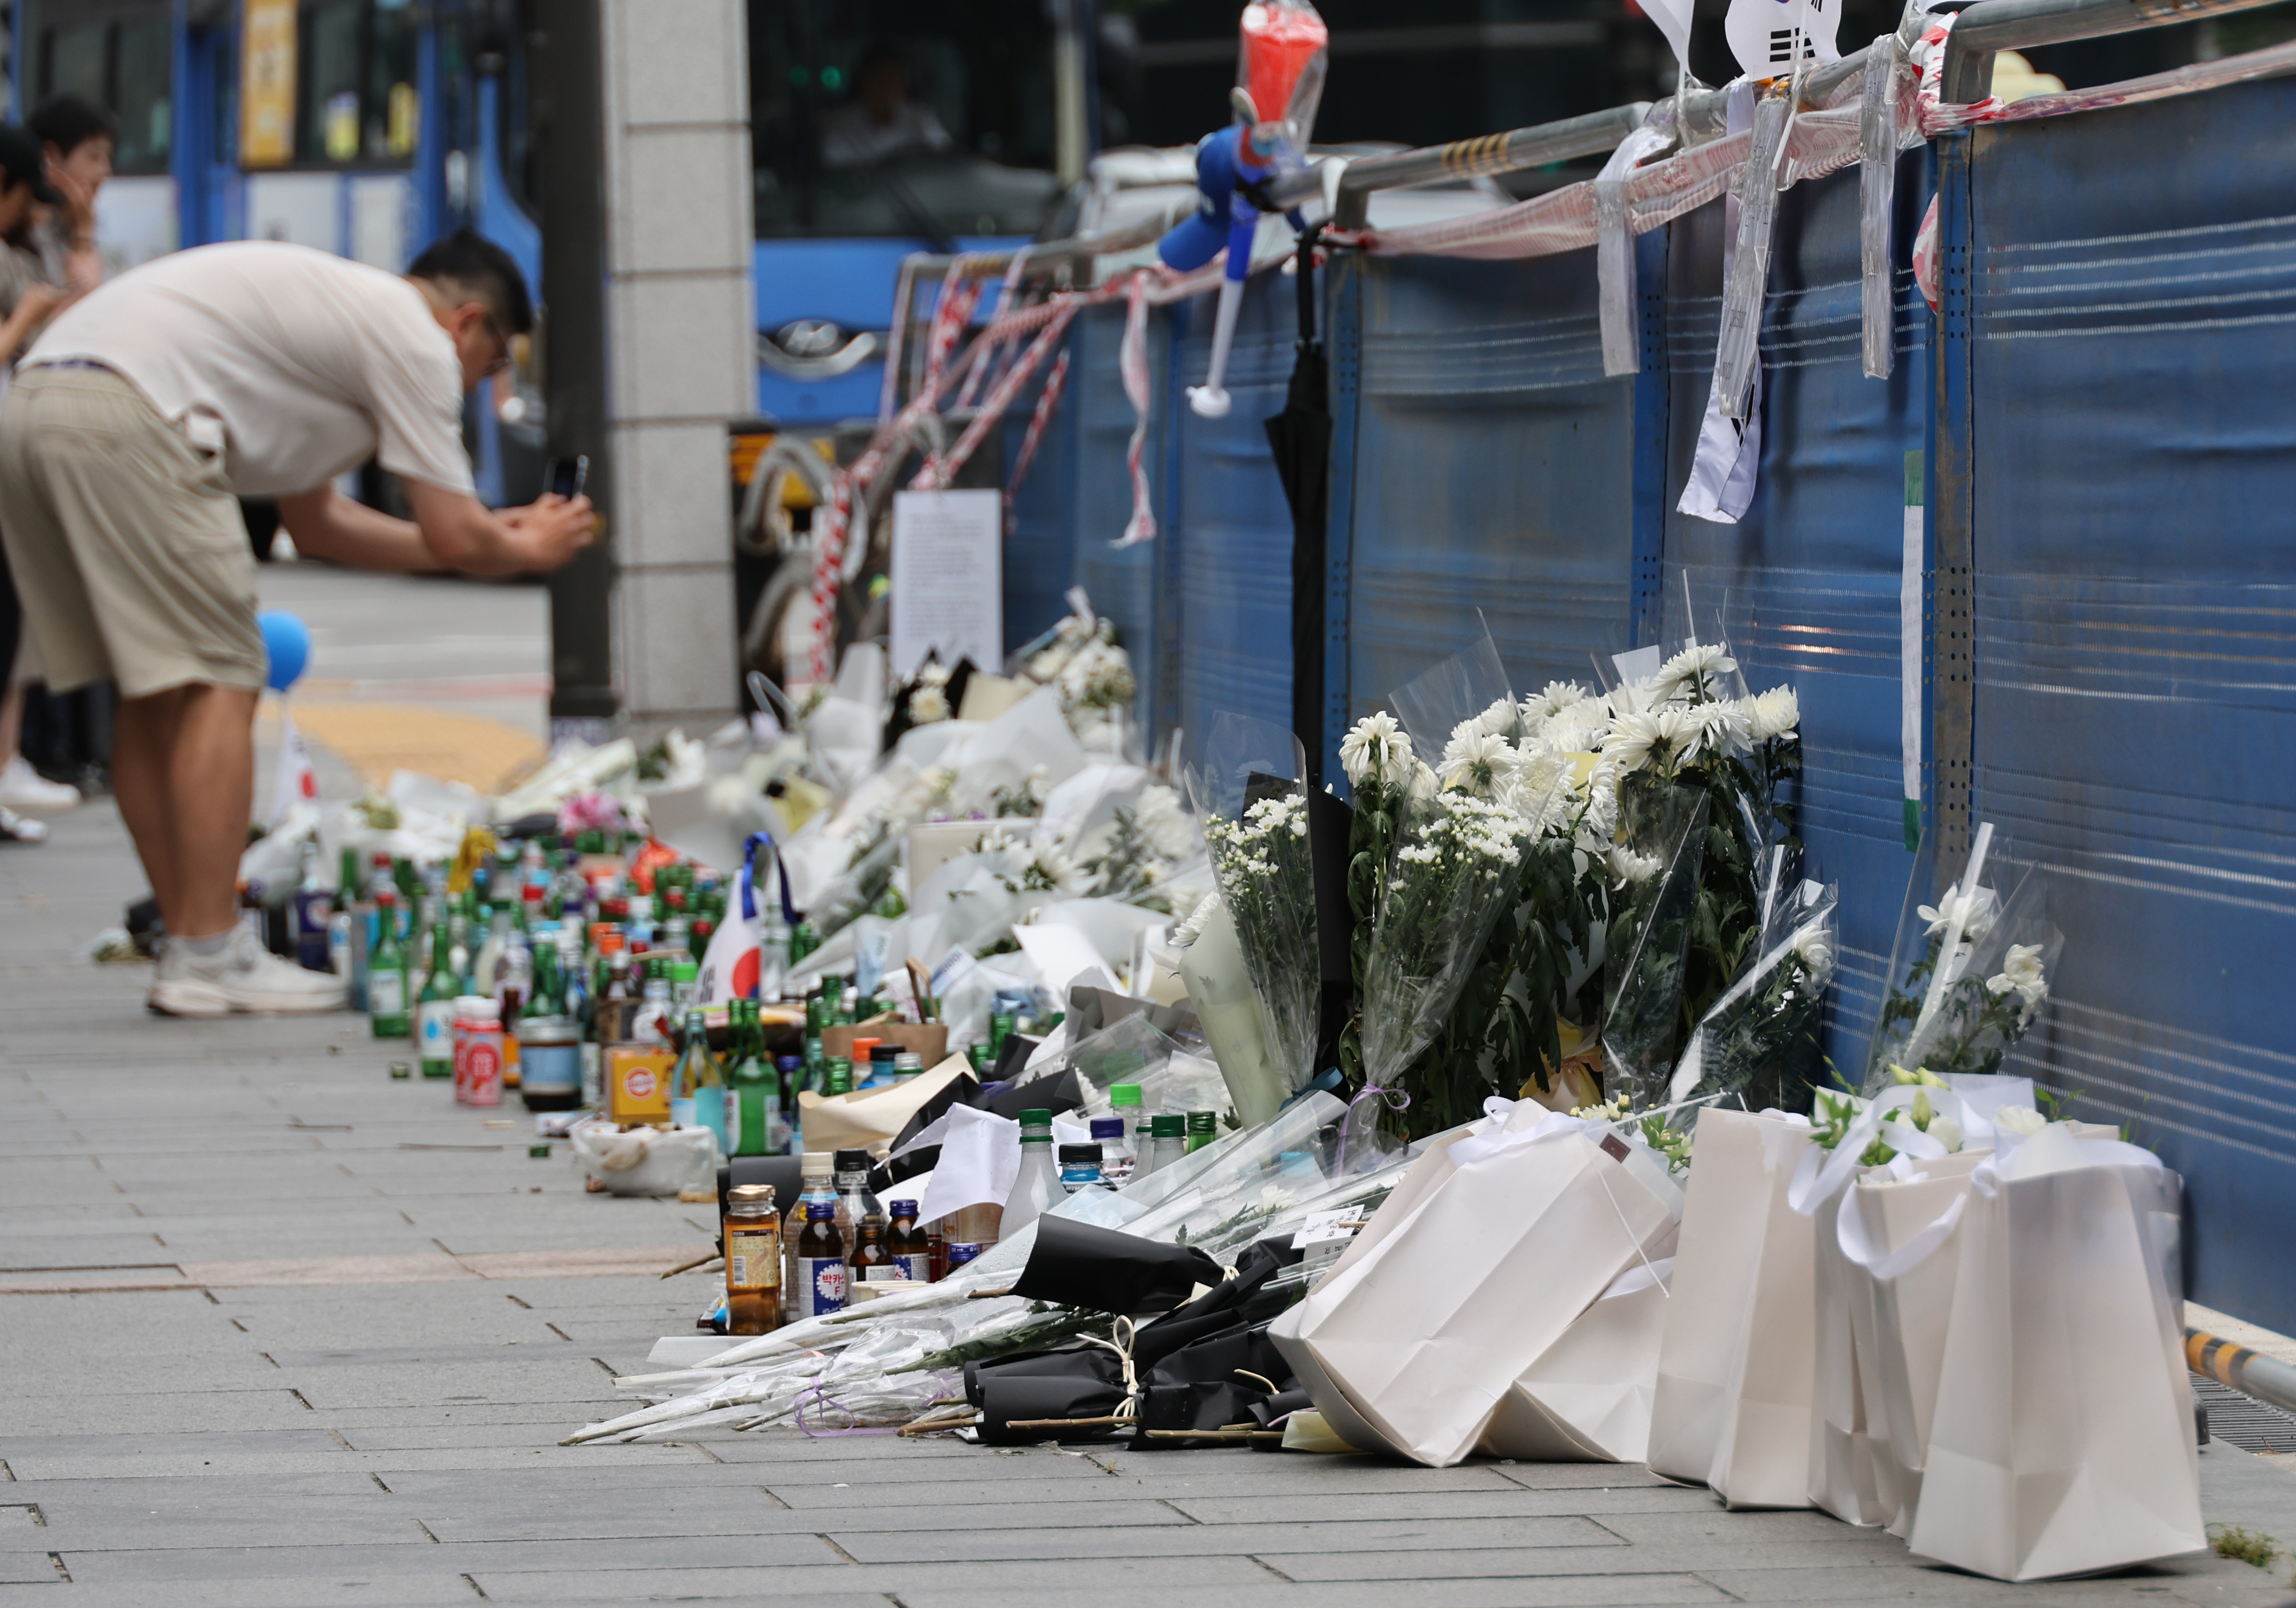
999,73,2296,1335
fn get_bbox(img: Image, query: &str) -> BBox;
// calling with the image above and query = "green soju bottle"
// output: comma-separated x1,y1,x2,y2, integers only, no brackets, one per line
728,1001,783,1157
416,921,457,1076
369,891,411,1039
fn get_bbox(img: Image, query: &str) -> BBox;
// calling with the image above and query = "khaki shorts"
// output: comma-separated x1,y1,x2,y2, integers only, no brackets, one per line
0,365,263,699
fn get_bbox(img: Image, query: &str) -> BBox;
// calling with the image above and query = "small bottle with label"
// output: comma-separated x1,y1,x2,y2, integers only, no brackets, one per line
782,1153,835,1323
1090,1117,1133,1184
793,1200,847,1317
848,1216,894,1292
1058,1143,1109,1194
886,1199,932,1284
723,1184,781,1336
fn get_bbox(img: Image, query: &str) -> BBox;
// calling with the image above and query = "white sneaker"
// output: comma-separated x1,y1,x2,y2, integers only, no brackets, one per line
0,806,45,843
0,755,80,814
150,927,348,1017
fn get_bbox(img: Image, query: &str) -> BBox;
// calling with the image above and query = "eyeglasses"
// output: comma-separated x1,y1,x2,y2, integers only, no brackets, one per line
477,309,514,377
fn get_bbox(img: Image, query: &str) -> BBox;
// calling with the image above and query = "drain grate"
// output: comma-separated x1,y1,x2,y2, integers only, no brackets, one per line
2193,1375,2296,1455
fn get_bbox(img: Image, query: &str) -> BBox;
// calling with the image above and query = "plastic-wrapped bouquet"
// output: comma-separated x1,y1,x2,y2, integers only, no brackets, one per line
1351,781,1535,1149
1188,714,1322,1111
1018,595,1137,753
1862,822,2063,1090
1667,847,1838,1111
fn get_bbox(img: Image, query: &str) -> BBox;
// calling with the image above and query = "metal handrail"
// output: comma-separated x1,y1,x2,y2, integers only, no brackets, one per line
896,201,1199,291
894,0,2286,308
1941,0,2296,102
1331,103,1653,230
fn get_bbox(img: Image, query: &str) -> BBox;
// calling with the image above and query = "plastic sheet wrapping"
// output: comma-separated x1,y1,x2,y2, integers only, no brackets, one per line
1860,34,1908,379
1599,790,1710,1109
1668,857,1838,1114
1715,91,1793,424
1859,824,2065,1093
1187,714,1323,1102
1386,635,1517,768
1596,118,1680,378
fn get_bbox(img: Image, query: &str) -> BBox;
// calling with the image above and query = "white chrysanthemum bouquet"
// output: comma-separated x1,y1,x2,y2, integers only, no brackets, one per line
1188,714,1324,1110
1861,820,2064,1089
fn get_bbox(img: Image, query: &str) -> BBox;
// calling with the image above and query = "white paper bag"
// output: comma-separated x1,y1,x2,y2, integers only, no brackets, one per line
1907,1129,2202,1580
1808,1184,1888,1524
1270,1109,1681,1468
1838,1148,1993,1537
1647,1107,1817,1506
1479,1257,1674,1463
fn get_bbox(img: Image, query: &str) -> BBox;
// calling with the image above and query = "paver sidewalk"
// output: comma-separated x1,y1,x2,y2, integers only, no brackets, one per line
4,800,2295,1608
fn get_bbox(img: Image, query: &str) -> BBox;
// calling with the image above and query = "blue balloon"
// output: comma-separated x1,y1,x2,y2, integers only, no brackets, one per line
258,610,310,692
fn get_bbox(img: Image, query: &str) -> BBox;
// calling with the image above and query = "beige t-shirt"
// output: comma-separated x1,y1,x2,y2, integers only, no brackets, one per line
22,240,474,498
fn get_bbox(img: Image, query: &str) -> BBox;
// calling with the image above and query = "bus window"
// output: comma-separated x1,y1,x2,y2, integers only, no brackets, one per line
296,0,420,165
29,0,173,175
748,0,1065,241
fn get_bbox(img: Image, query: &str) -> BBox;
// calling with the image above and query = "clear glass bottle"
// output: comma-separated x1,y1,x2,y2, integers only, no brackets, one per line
631,960,673,1045
1000,1109,1061,1237
723,1184,781,1336
832,1148,881,1250
757,915,791,1002
670,1008,725,1148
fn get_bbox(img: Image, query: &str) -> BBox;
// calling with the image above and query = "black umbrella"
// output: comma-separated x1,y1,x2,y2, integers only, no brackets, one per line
1263,223,1332,793
1262,226,1354,1075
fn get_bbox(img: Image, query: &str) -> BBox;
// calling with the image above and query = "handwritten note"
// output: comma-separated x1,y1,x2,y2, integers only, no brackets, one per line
891,489,1002,677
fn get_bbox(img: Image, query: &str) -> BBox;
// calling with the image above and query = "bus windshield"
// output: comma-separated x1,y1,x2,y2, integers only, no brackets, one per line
747,0,1065,241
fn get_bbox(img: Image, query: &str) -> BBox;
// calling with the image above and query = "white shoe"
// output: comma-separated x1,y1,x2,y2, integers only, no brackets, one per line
0,755,80,814
0,805,45,843
150,927,348,1017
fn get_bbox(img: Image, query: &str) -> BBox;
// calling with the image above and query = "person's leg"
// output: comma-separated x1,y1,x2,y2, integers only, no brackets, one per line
111,684,189,926
159,683,258,938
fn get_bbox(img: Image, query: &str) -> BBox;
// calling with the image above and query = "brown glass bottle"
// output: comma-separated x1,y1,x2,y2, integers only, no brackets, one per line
848,1215,894,1295
885,1199,932,1284
722,1184,781,1335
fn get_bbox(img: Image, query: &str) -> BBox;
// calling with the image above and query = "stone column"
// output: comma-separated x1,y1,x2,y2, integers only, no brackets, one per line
596,0,755,738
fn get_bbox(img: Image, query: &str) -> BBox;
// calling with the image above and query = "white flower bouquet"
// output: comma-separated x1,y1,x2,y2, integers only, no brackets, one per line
1350,782,1534,1153
1188,713,1324,1109
1861,821,2064,1090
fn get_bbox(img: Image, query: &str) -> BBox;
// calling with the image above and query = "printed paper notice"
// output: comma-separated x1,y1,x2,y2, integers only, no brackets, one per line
891,489,1002,677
